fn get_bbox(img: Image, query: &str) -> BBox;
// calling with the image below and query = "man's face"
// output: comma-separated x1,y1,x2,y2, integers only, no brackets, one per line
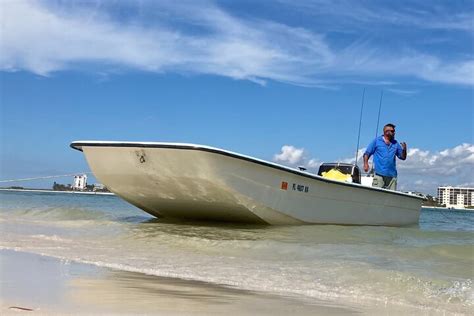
384,126,395,139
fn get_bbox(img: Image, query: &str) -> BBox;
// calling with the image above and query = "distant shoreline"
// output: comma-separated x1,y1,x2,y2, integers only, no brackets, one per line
0,188,114,196
421,205,472,211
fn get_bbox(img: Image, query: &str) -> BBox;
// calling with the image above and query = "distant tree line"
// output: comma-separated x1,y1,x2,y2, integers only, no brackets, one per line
53,182,71,191
422,195,440,207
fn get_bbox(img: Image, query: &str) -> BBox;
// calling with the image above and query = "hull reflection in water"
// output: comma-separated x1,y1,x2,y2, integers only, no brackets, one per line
71,141,422,226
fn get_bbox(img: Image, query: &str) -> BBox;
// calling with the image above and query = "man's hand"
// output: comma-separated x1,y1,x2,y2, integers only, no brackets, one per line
363,162,369,172
363,154,370,172
400,142,407,160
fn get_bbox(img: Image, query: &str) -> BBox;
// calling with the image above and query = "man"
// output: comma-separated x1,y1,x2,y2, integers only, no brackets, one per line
363,123,407,190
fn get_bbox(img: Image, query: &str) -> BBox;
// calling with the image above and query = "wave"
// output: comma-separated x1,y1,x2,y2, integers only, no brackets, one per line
3,206,113,221
0,206,151,224
1,245,471,314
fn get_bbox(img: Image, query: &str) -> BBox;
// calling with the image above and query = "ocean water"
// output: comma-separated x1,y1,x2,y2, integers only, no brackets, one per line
0,190,472,314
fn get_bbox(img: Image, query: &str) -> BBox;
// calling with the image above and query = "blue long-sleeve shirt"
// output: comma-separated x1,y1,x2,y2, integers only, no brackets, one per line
364,136,404,177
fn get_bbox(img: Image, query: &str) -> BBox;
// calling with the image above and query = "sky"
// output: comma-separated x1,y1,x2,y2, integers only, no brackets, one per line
0,0,473,195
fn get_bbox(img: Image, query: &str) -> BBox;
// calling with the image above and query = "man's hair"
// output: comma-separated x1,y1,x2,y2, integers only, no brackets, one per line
383,123,396,130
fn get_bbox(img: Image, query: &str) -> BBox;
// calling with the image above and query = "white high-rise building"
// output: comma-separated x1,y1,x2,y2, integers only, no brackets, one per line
437,186,474,208
457,194,465,207
73,174,87,190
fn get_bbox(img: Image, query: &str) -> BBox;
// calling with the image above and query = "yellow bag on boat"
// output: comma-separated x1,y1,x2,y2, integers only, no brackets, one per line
321,168,352,182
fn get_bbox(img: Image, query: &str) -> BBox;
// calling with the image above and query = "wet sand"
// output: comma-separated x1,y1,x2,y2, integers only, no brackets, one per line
0,249,357,315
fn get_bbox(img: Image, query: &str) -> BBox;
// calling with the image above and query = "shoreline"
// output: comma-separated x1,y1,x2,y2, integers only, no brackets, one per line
0,249,357,315
421,205,473,211
0,188,114,195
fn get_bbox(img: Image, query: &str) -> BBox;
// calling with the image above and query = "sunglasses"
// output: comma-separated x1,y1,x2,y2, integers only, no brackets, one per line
384,129,395,133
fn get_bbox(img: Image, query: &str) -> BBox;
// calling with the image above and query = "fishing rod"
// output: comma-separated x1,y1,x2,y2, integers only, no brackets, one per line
369,90,384,175
375,90,384,139
354,88,366,167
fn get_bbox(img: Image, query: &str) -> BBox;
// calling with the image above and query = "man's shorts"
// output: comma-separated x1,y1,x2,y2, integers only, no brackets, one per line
372,174,397,190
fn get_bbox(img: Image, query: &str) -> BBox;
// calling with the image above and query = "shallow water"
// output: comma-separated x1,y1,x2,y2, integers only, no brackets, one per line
1,191,473,314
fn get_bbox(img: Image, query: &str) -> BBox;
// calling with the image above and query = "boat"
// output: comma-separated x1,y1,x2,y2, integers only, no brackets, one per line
70,141,423,226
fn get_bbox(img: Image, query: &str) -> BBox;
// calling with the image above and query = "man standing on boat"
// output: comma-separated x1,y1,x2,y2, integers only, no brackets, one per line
363,123,407,190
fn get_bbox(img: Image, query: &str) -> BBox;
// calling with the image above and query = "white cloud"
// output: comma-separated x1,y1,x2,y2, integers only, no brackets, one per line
334,46,474,86
307,158,322,169
273,146,322,170
1,0,473,86
0,0,332,86
274,143,474,194
341,148,367,165
278,0,474,33
385,88,419,96
273,145,305,165
399,143,474,176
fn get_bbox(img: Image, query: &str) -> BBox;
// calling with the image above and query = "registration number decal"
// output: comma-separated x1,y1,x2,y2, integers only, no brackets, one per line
281,181,309,193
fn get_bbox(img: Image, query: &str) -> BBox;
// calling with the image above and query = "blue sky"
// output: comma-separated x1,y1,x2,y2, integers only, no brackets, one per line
0,0,473,194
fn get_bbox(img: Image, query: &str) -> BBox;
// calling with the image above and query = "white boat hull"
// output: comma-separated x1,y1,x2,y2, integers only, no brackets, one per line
71,142,422,226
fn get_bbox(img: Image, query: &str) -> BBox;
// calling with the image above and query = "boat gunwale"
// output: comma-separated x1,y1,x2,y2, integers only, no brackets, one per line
70,141,424,201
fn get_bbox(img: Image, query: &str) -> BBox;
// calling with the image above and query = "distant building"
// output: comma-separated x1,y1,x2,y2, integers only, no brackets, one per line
406,191,428,199
93,183,105,191
72,174,87,190
437,186,474,208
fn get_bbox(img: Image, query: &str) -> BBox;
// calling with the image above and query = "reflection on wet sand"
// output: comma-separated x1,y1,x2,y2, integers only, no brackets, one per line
68,268,356,315
1,249,356,315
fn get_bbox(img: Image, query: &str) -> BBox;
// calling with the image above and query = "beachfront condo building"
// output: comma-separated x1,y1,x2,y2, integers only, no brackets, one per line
437,186,474,208
73,174,88,190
